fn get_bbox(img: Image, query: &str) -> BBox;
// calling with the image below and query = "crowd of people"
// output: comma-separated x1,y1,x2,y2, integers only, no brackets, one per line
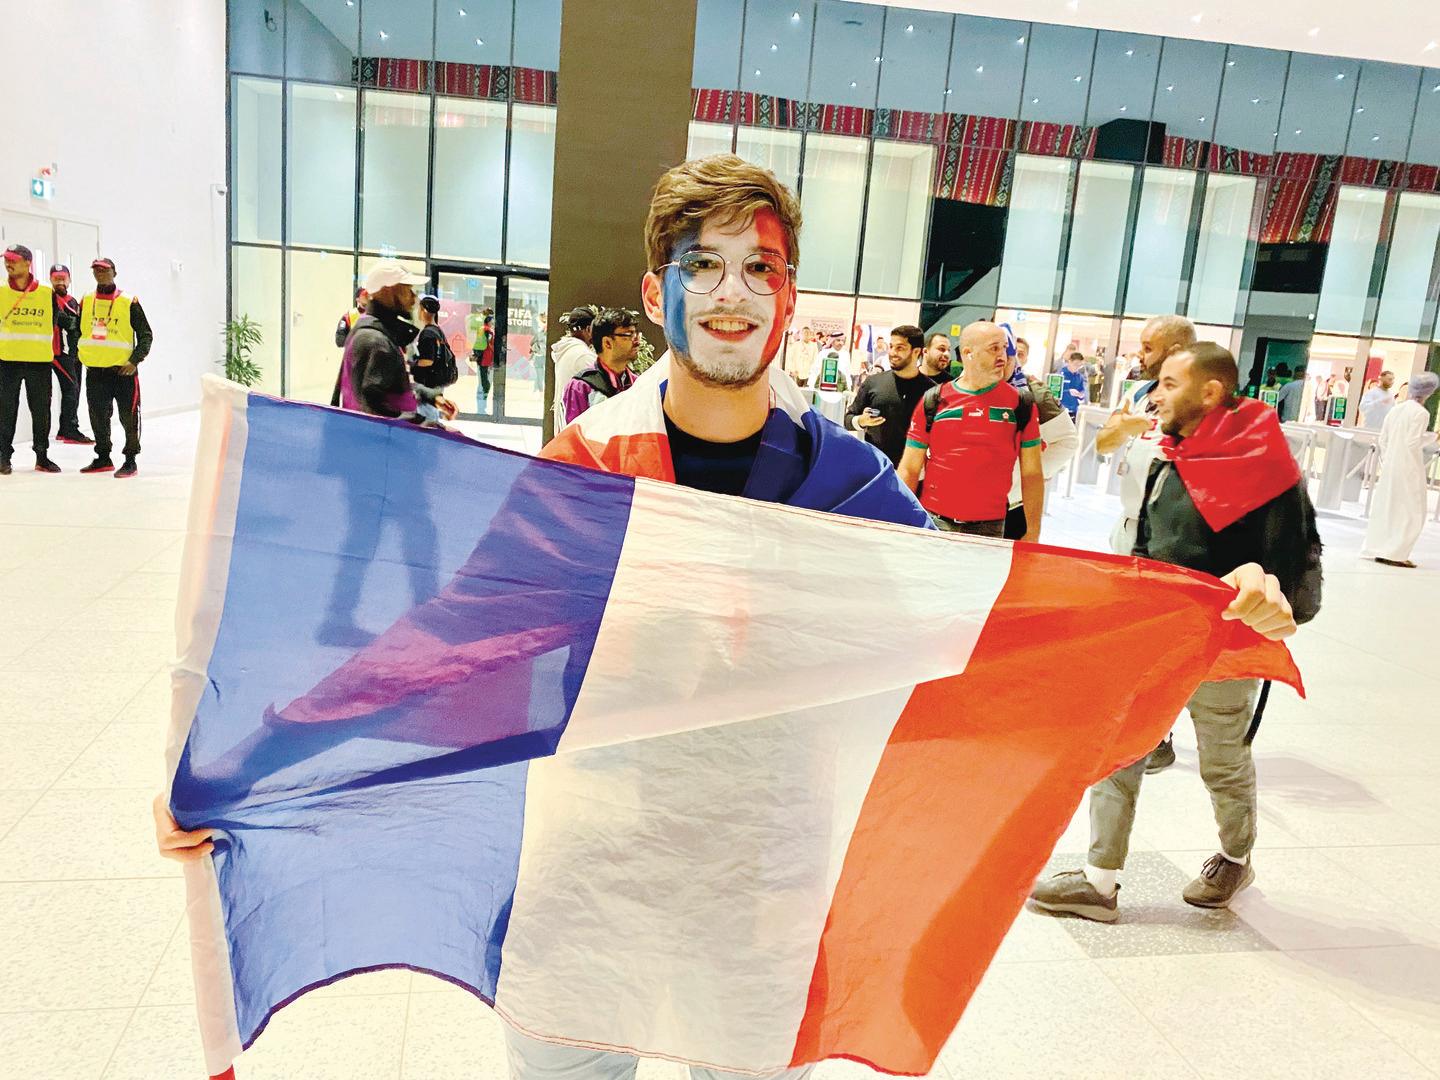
0,245,151,477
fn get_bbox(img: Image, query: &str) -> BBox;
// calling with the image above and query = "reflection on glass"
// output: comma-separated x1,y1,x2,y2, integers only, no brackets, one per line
229,0,284,76
876,8,951,113
1189,174,1257,326
1125,168,1197,317
1348,62,1421,161
361,91,431,257
853,296,924,380
694,0,743,91
808,0,883,110
1410,69,1440,167
1062,161,1134,315
797,134,869,293
1276,53,1359,156
437,272,499,418
948,15,1028,132
1051,314,1116,395
689,121,735,160
1086,31,1160,129
434,0,511,68
736,126,801,191
432,97,507,263
783,292,857,385
998,155,1072,310
286,0,357,82
363,0,434,77
860,142,935,299
288,84,357,249
741,0,813,104
508,105,557,267
513,0,562,71
1315,187,1386,334
499,279,550,422
231,245,284,397
1376,191,1440,340
1151,38,1223,145
1213,45,1285,158
289,250,360,404
1020,24,1096,128
232,78,282,245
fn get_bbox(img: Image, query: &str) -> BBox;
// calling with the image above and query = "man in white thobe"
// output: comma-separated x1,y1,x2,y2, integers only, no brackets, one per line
1360,371,1397,430
1363,372,1439,568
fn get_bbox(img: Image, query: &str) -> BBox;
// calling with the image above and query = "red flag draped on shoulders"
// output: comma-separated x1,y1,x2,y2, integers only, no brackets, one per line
1162,397,1302,533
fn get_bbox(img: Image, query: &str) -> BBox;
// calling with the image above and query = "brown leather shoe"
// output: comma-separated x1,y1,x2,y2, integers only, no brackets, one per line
1183,854,1254,908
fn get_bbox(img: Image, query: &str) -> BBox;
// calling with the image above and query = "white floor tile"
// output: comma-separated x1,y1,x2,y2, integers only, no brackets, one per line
0,1008,133,1080
400,994,510,1080
0,789,44,841
0,722,108,790
51,724,169,790
228,993,408,1080
0,788,179,881
101,1005,210,1080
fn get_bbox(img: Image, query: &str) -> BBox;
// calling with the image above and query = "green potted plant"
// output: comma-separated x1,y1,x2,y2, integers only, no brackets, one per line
222,315,265,388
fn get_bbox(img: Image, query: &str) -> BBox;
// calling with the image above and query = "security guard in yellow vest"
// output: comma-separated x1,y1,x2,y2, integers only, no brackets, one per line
1,244,61,474
79,257,154,479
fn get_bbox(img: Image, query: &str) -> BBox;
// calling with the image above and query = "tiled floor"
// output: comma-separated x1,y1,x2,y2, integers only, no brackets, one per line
3,411,1439,1079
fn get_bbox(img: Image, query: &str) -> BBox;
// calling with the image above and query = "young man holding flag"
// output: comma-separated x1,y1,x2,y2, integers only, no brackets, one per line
1031,342,1321,921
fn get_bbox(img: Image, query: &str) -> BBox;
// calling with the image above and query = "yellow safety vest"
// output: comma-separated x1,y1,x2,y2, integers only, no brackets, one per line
79,292,136,368
0,279,55,363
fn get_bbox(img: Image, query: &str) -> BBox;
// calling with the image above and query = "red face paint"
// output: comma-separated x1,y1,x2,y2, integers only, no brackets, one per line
752,208,792,366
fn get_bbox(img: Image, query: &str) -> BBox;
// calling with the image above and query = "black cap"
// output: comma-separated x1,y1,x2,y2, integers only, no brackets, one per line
417,294,440,314
561,306,594,329
3,244,33,262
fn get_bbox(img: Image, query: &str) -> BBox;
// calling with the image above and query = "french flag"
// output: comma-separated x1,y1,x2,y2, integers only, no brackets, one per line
169,377,1300,1079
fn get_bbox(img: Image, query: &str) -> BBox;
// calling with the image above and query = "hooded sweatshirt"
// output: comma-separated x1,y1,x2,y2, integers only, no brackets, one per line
551,334,596,426
339,309,437,419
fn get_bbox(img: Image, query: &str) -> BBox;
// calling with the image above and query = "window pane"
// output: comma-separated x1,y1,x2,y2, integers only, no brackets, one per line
1212,45,1284,158
288,249,360,404
431,97,506,263
998,155,1072,309
363,0,434,86
1276,53,1358,156
1152,38,1223,145
1410,69,1440,167
741,0,814,104
1376,191,1440,340
735,126,801,191
859,141,935,299
288,84,357,249
1315,187,1386,334
876,8,952,113
434,0,510,70
808,0,883,111
694,0,742,92
1061,161,1134,315
1189,173,1256,325
507,104,556,268
1348,62,1421,160
1020,24,1095,128
948,15,1028,128
1125,168,1197,317
796,134,868,293
232,78,282,245
230,246,283,397
688,121,734,159
229,0,284,76
286,0,357,82
360,91,430,256
1086,31,1160,129
782,292,856,384
513,0,561,72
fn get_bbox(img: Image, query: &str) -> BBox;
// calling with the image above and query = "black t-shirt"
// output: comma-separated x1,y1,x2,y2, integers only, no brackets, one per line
663,412,763,496
845,369,946,466
411,325,447,389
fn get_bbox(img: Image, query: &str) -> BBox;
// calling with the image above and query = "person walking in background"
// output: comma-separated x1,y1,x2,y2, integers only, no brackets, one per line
49,263,91,445
339,261,455,424
330,286,368,407
1362,372,1440,569
78,257,153,478
1059,351,1089,418
410,295,458,424
0,244,61,475
920,331,952,381
561,308,638,424
471,307,496,414
1275,365,1305,422
1361,370,1397,431
550,307,596,430
844,324,939,467
1002,350,1078,540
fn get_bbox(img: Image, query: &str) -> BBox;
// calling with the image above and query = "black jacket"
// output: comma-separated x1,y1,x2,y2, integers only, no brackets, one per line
1135,461,1323,625
347,311,437,419
54,294,81,357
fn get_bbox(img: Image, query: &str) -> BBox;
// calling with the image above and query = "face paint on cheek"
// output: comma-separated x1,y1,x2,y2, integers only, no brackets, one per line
662,264,690,358
751,208,792,365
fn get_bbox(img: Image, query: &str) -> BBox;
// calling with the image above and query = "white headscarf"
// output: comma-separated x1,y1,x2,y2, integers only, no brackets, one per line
1408,372,1439,402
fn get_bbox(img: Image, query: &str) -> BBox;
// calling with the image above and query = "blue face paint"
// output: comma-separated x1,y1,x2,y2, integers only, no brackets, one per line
663,263,689,359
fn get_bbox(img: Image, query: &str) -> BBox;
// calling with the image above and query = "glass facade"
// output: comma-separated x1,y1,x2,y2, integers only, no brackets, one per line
226,0,560,410
689,0,1440,390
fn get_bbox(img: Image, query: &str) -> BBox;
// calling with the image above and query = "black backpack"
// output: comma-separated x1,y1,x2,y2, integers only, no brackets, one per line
432,332,459,387
921,382,1034,435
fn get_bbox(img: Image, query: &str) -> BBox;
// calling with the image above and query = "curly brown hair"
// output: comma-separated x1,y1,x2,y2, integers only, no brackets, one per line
644,154,803,272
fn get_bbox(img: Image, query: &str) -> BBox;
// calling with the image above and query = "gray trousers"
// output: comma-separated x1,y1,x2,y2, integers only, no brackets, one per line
1088,678,1260,870
504,1026,816,1080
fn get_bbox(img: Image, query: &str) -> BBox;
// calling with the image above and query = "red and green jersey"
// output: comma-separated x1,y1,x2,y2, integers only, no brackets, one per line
906,379,1041,522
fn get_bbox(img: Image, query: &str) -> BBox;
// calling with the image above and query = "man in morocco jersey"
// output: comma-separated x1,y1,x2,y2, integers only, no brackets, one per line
898,321,1045,539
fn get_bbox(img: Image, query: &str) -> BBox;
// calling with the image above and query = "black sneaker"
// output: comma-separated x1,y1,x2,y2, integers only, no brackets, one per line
57,431,95,445
1145,735,1176,774
115,457,138,479
0,457,10,476
34,455,61,474
80,455,115,474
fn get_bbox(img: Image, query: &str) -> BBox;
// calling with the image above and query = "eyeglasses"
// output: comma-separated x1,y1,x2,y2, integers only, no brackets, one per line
655,250,794,296
609,330,637,339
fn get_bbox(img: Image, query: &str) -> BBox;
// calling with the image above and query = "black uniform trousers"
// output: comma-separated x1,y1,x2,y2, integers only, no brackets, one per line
87,366,142,459
0,359,52,458
52,354,84,437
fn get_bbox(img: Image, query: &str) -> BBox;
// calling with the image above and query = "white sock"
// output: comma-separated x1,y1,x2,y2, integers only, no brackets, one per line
1083,864,1118,896
1220,850,1248,866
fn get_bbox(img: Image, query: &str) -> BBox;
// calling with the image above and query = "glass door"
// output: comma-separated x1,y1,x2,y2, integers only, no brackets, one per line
432,267,549,425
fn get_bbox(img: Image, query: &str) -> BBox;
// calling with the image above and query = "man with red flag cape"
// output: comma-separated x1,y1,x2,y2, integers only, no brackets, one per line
1032,341,1322,922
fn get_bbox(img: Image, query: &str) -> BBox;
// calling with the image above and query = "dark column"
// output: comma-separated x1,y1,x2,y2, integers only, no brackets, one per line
545,0,699,441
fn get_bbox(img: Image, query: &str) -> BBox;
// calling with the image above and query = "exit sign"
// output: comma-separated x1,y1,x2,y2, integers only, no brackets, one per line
30,177,53,200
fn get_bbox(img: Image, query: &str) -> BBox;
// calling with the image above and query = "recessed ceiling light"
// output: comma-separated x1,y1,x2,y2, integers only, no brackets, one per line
1425,40,1438,51
1356,105,1365,113
945,88,953,95
1295,128,1303,135
458,7,466,15
754,69,761,76
1125,48,1134,56
1031,97,1040,104
791,11,801,20
1251,97,1261,104
1191,12,1203,23
345,0,353,6
1372,134,1381,141
1166,84,1175,92
769,43,777,51
1308,27,1320,36
1016,36,1026,45
1226,60,1235,67
1335,72,1345,80
1120,105,1128,112
874,55,883,63
905,24,914,32
1074,74,1083,82
378,30,388,39
1198,116,1206,122
475,37,484,45
976,64,984,73
850,81,857,88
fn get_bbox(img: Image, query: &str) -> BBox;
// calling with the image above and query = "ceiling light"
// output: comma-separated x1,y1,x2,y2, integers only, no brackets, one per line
1251,97,1261,104
1125,48,1134,56
976,64,984,73
1372,134,1380,141
769,43,777,51
874,55,883,63
458,7,466,14
1433,84,1440,92
1166,84,1175,92
1191,12,1203,23
850,81,857,88
345,0,353,6
1198,116,1206,122
1335,72,1345,80
1031,97,1040,104
1226,60,1235,67
1017,36,1026,45
1120,105,1128,112
905,24,914,32
1308,27,1320,36
791,11,801,20
1073,74,1083,82
944,88,953,95
1356,105,1365,113
754,69,761,77
378,30,388,40
475,37,484,45
1295,128,1303,134
1065,0,1078,10
1425,40,1438,51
